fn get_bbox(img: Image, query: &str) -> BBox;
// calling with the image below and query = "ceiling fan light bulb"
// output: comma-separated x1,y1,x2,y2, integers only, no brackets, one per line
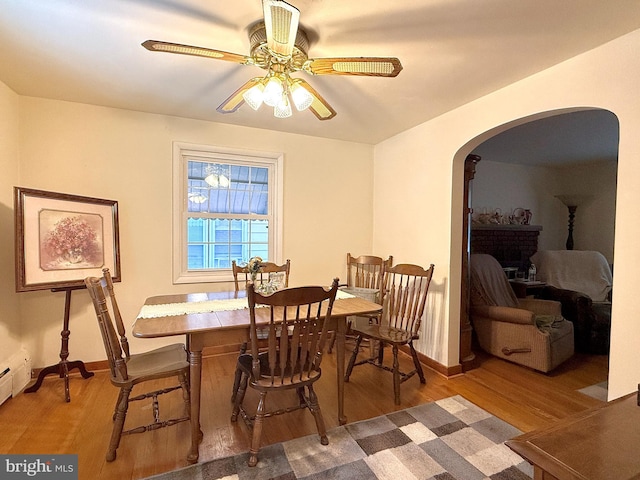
290,82,313,111
274,95,292,118
263,76,284,107
242,84,265,110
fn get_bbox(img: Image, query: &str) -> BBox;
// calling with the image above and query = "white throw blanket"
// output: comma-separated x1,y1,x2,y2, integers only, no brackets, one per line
530,250,612,302
469,254,519,308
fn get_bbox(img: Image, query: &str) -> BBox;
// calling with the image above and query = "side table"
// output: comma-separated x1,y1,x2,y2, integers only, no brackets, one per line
509,280,546,298
507,392,640,480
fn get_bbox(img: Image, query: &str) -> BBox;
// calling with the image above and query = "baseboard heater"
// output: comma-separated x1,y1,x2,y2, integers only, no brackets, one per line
0,349,32,406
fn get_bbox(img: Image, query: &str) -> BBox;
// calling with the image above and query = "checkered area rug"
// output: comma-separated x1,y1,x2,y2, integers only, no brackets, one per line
145,395,532,480
578,381,608,402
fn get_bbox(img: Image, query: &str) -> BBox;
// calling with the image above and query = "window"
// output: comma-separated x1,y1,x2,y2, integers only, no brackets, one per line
173,142,283,284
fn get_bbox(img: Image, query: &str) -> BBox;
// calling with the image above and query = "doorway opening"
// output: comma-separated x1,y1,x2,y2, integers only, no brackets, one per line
458,108,618,389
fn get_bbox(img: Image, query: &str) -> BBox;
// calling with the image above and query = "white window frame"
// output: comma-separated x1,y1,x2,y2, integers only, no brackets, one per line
172,142,283,284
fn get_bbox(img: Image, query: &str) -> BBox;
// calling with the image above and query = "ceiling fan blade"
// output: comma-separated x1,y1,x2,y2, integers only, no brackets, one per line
303,57,403,77
296,79,336,121
216,78,263,114
142,40,251,65
262,0,300,58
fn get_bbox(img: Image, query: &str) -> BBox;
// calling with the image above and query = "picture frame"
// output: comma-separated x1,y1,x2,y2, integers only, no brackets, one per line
14,187,121,292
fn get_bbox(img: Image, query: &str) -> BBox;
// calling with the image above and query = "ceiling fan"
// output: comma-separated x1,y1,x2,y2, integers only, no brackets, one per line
142,0,402,120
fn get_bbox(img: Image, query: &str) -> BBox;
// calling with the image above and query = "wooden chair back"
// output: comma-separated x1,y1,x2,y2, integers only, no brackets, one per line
382,263,435,336
346,253,392,291
85,268,130,382
232,259,291,292
246,278,339,385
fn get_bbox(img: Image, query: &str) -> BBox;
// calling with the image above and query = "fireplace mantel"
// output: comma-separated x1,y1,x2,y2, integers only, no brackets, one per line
470,225,542,271
471,224,542,232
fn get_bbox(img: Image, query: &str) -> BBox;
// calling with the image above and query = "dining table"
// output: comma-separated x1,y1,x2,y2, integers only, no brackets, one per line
132,288,382,463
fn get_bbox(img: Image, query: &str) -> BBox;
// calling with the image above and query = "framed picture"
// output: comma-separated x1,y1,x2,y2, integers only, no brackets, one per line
14,187,121,292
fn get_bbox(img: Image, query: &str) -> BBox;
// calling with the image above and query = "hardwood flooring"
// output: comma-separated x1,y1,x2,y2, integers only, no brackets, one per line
0,349,608,480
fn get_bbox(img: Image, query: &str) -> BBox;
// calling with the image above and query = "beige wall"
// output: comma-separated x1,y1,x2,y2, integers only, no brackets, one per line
554,161,617,262
12,98,374,366
472,159,617,263
471,160,564,252
374,28,639,400
0,82,22,365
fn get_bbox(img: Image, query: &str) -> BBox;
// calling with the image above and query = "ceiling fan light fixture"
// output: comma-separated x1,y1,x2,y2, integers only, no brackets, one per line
263,76,284,107
188,192,208,204
274,95,292,118
143,0,402,122
218,173,230,188
289,80,313,111
204,173,219,187
242,82,265,110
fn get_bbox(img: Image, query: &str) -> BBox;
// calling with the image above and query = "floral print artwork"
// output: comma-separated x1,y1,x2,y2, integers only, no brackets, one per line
39,209,104,271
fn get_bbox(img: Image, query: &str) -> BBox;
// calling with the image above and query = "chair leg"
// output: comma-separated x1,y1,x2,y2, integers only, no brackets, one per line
297,387,306,406
248,391,267,467
231,371,248,422
107,386,131,462
345,335,363,382
327,331,336,353
307,384,328,445
409,342,426,384
112,389,125,421
231,342,248,402
378,340,385,365
179,371,191,418
392,345,401,405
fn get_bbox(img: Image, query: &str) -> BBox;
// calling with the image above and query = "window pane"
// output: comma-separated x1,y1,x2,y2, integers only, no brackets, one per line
188,245,204,269
250,219,269,243
187,161,268,216
186,217,269,270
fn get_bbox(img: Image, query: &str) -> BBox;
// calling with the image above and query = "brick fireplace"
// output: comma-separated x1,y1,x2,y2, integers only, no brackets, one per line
470,224,542,272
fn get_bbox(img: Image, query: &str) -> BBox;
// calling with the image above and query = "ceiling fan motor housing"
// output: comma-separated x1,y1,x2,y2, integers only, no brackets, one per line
249,22,309,71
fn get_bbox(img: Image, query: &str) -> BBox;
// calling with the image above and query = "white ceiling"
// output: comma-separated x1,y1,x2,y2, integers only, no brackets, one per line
1,0,639,147
472,109,620,167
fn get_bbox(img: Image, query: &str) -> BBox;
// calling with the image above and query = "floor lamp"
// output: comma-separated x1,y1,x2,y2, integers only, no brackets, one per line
555,195,590,250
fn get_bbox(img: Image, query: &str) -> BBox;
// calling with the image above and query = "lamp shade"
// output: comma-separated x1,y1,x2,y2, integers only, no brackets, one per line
274,95,292,118
290,81,313,111
263,76,284,107
555,194,592,207
242,83,265,110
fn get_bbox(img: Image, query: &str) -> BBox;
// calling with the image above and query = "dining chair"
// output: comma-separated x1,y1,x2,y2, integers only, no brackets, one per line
231,259,290,292
231,278,339,467
345,263,435,405
230,259,291,402
84,268,190,462
327,253,393,353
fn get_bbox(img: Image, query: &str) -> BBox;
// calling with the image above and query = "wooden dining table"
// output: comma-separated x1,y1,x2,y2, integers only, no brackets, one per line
132,289,382,463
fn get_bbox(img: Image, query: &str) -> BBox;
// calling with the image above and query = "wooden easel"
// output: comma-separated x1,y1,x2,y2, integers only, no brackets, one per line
24,285,94,402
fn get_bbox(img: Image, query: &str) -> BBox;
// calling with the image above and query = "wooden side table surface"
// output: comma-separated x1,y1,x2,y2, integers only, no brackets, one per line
507,392,640,480
509,279,546,298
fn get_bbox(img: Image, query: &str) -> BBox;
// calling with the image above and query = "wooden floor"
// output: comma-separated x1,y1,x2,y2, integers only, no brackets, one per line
0,348,608,480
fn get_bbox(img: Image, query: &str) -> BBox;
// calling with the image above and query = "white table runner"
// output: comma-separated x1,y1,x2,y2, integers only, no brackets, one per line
137,289,355,319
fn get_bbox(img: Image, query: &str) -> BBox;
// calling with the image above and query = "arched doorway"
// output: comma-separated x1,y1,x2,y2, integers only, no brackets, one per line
458,108,619,371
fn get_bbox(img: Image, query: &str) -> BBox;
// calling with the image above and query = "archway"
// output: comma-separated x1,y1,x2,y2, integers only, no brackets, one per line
456,107,619,371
